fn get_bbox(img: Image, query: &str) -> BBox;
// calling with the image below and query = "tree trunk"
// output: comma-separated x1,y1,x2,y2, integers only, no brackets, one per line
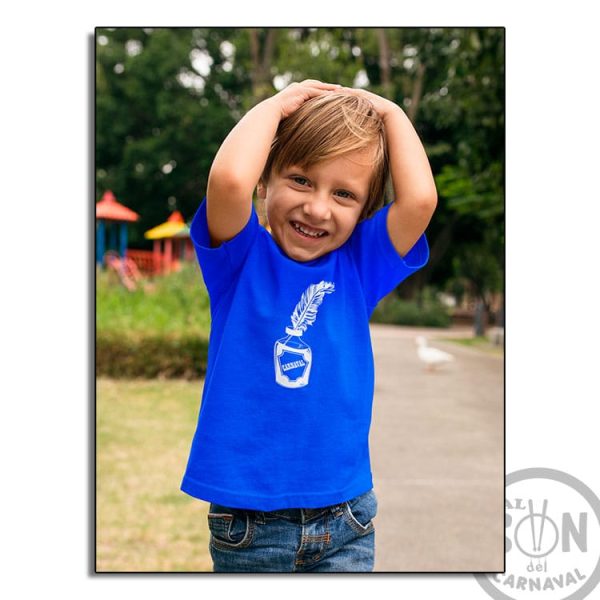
248,29,278,104
375,28,393,99
248,29,278,225
497,290,505,328
474,298,489,337
407,61,426,123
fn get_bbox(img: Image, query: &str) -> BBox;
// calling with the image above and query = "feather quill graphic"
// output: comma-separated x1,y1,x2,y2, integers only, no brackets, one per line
290,281,335,333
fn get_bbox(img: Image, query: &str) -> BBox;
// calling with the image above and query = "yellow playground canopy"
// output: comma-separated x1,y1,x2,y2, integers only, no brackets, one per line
144,211,190,240
144,220,190,239
142,210,192,275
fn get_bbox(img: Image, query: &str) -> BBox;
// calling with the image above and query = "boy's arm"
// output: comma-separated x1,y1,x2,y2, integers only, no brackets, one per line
206,99,281,247
382,105,438,257
206,80,340,247
340,88,438,258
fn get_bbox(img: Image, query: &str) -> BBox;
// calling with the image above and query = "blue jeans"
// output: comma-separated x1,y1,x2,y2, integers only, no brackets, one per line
207,488,377,572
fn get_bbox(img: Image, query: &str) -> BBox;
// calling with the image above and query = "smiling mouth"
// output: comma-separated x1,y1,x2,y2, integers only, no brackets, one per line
290,221,329,239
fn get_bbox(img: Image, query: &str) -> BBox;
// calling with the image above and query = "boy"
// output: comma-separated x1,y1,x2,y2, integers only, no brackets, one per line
180,79,437,572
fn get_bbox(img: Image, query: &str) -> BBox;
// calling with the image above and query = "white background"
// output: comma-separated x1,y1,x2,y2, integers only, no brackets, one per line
1,2,598,598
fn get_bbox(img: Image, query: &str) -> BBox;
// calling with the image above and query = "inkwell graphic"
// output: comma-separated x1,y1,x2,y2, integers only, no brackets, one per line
274,281,335,388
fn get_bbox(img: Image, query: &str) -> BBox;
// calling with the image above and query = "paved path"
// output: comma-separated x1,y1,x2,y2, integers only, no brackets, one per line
368,324,504,572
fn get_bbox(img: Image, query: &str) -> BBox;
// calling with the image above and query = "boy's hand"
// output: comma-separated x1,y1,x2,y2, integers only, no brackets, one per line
272,79,342,119
338,86,399,122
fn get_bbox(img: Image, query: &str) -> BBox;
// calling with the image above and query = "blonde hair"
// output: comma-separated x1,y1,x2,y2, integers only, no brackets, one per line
259,93,389,221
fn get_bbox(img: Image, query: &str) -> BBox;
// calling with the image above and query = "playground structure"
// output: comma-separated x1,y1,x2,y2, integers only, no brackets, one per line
141,210,193,275
96,190,194,290
96,190,140,265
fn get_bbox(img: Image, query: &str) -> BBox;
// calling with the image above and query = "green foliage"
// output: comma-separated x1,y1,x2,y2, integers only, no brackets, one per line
436,162,503,219
370,287,453,328
96,28,240,248
452,229,503,299
272,28,363,89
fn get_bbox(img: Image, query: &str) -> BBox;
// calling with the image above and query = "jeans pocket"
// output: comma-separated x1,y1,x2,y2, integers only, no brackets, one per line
207,505,256,549
343,489,377,536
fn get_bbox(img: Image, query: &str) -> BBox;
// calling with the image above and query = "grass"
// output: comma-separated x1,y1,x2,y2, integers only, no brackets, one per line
96,377,212,572
96,261,211,338
434,335,504,357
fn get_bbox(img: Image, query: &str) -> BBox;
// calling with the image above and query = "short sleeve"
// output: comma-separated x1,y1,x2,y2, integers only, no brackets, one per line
348,202,430,313
190,196,259,302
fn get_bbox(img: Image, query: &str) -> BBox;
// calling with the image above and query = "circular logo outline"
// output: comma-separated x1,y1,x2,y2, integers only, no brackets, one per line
475,467,600,600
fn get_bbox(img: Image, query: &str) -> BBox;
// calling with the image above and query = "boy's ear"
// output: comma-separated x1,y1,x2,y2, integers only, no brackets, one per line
257,180,266,200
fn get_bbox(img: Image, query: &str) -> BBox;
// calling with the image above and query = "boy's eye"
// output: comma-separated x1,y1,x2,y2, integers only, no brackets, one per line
290,176,356,200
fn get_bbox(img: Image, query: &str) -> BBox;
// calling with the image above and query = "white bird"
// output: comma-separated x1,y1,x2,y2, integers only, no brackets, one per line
415,336,454,371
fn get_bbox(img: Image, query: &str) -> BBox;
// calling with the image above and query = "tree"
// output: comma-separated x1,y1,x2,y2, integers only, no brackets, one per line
96,27,244,247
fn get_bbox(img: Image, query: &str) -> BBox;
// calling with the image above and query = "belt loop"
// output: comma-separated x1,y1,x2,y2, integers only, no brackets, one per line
330,502,345,517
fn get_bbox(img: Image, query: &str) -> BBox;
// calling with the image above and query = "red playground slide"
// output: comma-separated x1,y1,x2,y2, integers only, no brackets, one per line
105,252,143,291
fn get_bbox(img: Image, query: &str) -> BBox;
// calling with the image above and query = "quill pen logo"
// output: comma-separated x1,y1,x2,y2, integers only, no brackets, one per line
475,468,600,600
274,281,335,389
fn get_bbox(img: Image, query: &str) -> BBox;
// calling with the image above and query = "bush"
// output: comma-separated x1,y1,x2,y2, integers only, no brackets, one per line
370,290,452,328
96,332,208,379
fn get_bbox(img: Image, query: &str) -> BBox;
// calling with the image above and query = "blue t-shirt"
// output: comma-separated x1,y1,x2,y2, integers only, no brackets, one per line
180,197,429,510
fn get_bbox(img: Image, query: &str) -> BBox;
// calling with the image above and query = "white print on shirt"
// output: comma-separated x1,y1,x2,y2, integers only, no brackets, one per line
273,281,335,389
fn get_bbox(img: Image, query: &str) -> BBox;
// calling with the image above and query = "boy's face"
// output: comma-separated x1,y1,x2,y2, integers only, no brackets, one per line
258,148,374,262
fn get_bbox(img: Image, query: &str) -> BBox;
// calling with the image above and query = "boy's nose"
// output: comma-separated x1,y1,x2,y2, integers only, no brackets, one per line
303,195,331,223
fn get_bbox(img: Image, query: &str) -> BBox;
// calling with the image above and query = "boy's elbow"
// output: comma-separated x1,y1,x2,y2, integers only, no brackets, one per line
427,193,438,211
416,194,437,228
208,164,235,190
208,167,252,199
416,193,438,216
